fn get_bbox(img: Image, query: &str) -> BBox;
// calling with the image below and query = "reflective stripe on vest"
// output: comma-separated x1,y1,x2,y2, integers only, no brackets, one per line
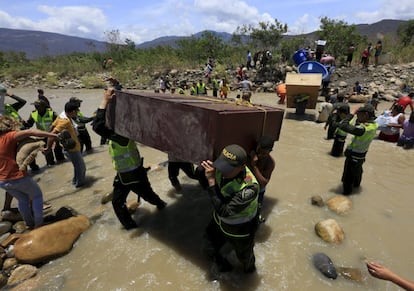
215,167,259,226
31,109,54,131
109,140,141,173
347,122,378,154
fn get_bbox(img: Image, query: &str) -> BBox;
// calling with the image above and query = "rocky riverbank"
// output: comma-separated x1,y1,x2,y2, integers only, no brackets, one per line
1,62,414,103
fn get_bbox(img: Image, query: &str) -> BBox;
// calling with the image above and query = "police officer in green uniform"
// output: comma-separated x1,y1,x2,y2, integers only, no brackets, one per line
190,82,197,96
330,103,350,157
201,144,259,273
25,100,65,166
93,88,167,230
196,79,207,96
334,104,378,195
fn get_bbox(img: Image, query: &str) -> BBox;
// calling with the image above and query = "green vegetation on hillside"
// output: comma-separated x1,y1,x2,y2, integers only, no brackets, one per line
0,18,413,88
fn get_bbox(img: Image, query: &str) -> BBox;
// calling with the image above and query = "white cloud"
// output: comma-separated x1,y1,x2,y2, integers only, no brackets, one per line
194,0,274,32
36,6,107,39
288,14,320,35
354,0,414,23
0,6,107,40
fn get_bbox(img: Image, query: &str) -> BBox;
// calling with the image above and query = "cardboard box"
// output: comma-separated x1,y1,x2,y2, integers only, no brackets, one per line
106,92,285,163
285,73,322,109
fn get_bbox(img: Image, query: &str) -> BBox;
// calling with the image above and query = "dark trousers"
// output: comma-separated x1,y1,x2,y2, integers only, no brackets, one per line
341,150,365,195
331,135,346,157
205,218,257,272
112,167,164,229
168,162,197,187
168,162,208,189
78,129,92,152
30,139,64,169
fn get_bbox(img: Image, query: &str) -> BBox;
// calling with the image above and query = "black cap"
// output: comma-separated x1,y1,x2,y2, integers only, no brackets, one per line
259,136,274,151
357,104,375,114
69,97,82,103
213,144,247,174
31,99,48,107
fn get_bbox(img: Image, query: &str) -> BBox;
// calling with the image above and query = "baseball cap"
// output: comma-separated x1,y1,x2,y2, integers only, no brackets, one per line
213,144,247,173
69,97,82,103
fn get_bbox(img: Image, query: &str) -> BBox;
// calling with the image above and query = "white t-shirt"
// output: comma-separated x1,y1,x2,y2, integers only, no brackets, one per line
317,102,333,122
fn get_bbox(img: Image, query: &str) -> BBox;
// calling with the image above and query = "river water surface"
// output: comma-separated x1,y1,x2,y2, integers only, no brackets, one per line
3,88,413,291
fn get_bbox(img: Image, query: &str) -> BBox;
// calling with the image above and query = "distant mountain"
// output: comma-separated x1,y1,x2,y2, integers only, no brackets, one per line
136,30,235,49
0,19,406,59
357,19,405,37
0,28,107,59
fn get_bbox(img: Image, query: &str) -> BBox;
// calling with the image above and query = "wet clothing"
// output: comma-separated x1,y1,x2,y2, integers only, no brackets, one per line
335,114,378,194
331,127,347,157
0,131,43,228
205,167,259,273
93,108,166,229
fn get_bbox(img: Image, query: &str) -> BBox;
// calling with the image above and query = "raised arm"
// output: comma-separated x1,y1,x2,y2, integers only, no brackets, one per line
14,128,57,141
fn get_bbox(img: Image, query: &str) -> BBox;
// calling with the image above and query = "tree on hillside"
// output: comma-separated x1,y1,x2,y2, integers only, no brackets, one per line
398,19,414,46
235,19,288,52
176,37,201,68
317,17,362,62
279,36,306,63
197,31,225,62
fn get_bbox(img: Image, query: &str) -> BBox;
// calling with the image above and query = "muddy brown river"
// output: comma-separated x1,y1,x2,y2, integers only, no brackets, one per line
2,88,413,291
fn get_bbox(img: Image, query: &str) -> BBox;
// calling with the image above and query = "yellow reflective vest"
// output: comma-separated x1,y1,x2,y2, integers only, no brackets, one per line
347,122,378,154
213,167,259,237
109,140,141,173
31,109,54,131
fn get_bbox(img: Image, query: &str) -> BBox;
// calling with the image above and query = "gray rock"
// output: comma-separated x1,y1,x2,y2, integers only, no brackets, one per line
312,253,337,279
0,221,12,236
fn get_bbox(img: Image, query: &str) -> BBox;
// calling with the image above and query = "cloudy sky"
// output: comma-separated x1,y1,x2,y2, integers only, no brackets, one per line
0,0,413,44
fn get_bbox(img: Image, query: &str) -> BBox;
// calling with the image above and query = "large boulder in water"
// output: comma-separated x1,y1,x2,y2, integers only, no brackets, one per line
315,218,345,244
11,215,90,264
326,195,352,215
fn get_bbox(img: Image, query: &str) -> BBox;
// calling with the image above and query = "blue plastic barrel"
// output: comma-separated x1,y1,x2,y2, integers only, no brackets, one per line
298,61,329,80
292,49,308,66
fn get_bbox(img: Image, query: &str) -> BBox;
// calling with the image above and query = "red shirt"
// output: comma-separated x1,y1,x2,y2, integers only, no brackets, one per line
0,131,26,181
397,96,413,110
